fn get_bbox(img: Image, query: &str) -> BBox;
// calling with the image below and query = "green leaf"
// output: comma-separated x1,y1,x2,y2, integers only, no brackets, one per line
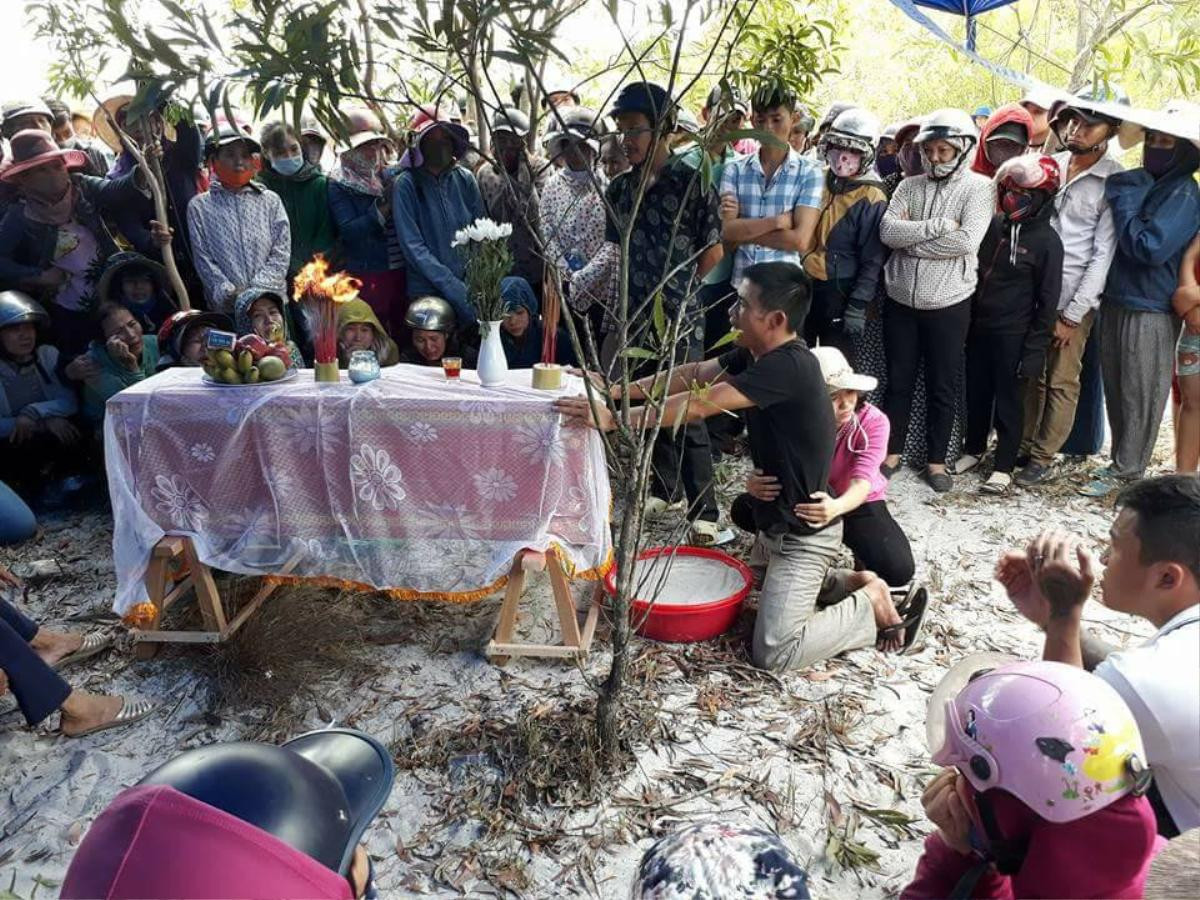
707,329,739,352
621,347,657,360
652,291,666,342
199,8,222,49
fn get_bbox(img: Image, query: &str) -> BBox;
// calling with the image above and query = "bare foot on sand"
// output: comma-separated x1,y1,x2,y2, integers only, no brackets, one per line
866,579,904,653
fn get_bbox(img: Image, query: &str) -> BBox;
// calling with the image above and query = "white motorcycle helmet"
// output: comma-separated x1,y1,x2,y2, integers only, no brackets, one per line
819,107,882,177
914,108,979,179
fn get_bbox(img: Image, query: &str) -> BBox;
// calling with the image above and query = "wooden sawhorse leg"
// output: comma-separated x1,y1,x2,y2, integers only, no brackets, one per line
485,549,601,662
131,536,290,656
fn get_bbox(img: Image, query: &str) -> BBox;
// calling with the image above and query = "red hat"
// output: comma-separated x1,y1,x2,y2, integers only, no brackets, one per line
0,129,88,182
407,105,469,156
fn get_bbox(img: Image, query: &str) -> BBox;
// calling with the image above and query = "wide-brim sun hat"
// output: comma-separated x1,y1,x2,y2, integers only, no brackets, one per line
810,345,877,393
0,129,89,181
1052,93,1144,150
1116,100,1200,151
93,93,176,152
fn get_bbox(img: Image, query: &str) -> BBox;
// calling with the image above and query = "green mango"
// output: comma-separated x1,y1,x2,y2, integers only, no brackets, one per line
219,367,241,385
257,355,286,381
237,350,254,374
245,366,261,384
213,350,235,369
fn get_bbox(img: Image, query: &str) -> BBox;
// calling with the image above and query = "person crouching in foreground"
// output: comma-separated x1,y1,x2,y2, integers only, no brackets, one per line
903,657,1157,899
557,261,922,671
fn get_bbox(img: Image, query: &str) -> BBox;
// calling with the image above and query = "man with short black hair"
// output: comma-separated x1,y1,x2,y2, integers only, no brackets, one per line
719,85,823,289
557,261,916,671
997,474,1200,836
574,80,725,545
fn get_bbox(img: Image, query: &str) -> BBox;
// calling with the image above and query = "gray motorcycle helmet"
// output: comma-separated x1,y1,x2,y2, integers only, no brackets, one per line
404,296,457,333
0,291,50,332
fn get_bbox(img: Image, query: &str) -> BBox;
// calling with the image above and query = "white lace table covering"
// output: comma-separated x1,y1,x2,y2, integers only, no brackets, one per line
104,365,612,614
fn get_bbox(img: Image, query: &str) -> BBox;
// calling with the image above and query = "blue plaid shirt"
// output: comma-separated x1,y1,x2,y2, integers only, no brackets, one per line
719,149,824,285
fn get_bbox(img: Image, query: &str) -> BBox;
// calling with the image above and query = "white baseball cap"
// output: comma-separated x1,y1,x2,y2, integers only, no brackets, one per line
810,345,877,393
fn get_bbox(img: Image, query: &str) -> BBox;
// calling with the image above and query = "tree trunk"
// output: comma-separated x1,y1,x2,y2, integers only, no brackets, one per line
595,477,642,760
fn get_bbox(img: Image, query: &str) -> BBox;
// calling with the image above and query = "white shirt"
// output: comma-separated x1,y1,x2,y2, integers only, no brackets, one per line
1095,604,1200,832
1050,152,1124,323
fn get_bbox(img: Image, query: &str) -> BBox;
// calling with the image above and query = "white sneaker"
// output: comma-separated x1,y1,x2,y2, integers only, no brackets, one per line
981,471,1012,494
644,497,686,520
952,454,981,475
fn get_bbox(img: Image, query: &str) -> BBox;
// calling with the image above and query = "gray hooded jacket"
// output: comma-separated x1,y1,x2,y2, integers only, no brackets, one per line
880,160,995,310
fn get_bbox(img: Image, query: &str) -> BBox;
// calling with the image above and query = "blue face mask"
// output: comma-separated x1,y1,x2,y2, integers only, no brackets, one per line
272,154,304,176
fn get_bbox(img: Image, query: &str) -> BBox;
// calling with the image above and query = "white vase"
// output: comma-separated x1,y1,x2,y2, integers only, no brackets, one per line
477,320,509,387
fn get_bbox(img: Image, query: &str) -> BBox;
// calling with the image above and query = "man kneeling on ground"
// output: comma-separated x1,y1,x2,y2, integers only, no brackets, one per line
996,474,1200,838
556,261,919,671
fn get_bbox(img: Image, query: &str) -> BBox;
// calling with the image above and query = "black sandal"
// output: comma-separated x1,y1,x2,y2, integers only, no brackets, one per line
877,586,930,655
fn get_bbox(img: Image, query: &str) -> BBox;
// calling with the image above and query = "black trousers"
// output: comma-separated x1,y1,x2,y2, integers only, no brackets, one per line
1,598,71,726
699,281,737,360
842,500,916,587
804,279,855,360
648,333,719,523
731,494,914,587
965,331,1027,473
882,298,971,465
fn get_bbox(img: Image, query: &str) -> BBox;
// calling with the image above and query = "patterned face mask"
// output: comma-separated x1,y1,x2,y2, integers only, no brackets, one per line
825,147,862,178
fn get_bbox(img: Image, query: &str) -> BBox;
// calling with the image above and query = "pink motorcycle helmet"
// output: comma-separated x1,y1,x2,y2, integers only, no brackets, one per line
926,655,1151,824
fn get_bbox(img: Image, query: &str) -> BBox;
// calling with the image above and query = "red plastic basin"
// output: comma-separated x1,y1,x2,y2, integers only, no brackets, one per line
603,546,753,643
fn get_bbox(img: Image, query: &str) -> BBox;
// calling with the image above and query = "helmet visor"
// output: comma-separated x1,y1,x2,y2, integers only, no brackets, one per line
925,652,1017,756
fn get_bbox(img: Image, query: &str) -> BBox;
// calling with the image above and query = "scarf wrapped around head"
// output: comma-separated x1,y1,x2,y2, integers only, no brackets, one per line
329,145,385,197
24,181,78,226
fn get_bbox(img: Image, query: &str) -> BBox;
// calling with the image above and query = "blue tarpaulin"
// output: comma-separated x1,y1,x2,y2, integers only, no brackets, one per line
909,0,1021,50
887,0,1037,86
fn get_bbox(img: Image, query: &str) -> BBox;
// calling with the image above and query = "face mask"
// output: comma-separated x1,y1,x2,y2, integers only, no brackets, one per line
921,150,962,180
272,154,304,176
825,148,862,178
562,166,592,183
422,142,454,171
898,143,923,177
1143,144,1178,178
985,140,1025,168
999,188,1036,222
875,153,899,178
213,155,261,189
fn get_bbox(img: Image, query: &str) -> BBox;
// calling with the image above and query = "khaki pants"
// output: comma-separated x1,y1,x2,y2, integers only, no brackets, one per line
750,522,877,672
1021,311,1095,466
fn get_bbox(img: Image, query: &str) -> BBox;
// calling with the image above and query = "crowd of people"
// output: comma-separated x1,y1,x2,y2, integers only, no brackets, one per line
1,72,1199,897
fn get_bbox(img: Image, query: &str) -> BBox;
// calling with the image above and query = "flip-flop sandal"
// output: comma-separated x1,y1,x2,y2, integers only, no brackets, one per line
52,632,114,670
64,697,157,738
891,584,920,617
877,586,930,655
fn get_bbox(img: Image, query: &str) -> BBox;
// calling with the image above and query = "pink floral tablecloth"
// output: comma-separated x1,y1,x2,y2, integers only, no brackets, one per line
104,365,612,614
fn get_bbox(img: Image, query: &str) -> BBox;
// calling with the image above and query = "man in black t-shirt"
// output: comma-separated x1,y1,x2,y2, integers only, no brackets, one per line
557,261,909,672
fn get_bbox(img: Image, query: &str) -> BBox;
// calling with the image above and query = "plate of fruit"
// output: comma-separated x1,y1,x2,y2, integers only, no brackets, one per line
202,335,295,386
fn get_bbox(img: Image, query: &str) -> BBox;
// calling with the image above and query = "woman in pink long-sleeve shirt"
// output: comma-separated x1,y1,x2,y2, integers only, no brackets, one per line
797,347,915,586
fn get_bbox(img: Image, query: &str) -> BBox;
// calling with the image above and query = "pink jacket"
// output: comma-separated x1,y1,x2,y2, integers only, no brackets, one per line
830,402,889,503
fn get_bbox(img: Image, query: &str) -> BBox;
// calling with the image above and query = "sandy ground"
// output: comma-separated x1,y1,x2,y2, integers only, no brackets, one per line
0,432,1173,898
